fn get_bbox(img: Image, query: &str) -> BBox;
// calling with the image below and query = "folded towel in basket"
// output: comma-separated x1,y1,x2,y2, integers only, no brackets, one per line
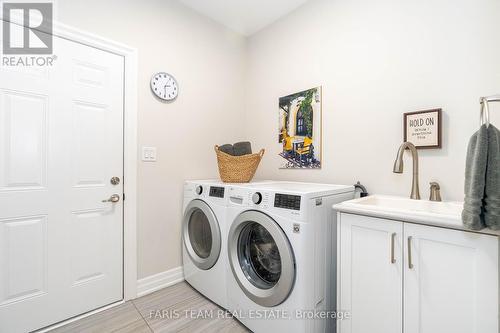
484,125,500,229
462,124,489,230
233,142,252,156
218,144,235,156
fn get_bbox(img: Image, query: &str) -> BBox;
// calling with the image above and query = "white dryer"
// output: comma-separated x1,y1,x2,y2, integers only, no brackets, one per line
225,182,355,333
182,180,230,308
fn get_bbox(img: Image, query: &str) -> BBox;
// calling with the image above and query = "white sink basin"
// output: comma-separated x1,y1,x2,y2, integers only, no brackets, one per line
334,195,499,236
354,195,462,216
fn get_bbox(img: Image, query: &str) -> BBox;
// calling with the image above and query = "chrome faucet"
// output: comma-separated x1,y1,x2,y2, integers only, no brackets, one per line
393,142,421,200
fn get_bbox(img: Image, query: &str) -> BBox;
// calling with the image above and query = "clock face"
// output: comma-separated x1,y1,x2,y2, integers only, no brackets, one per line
150,72,178,101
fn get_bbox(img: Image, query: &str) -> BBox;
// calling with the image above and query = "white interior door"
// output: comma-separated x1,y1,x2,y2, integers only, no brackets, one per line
0,31,124,333
404,223,499,333
339,213,403,333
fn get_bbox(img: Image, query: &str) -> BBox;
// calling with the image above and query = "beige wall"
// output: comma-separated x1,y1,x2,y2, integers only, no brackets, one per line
57,0,247,278
245,0,500,201
56,0,500,280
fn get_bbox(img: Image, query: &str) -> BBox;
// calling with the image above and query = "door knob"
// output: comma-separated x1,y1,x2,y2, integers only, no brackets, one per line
102,194,120,203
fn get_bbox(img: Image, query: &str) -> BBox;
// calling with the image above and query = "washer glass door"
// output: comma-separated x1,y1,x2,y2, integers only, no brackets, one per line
183,199,221,270
228,211,295,307
239,222,281,289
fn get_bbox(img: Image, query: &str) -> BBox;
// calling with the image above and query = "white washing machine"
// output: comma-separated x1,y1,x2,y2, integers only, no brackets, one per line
225,182,355,333
182,180,230,309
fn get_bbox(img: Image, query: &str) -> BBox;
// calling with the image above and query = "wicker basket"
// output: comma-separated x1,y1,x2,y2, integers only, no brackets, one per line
214,145,265,183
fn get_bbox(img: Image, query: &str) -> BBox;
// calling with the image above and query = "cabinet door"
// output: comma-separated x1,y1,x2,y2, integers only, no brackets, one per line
404,224,498,333
339,214,403,333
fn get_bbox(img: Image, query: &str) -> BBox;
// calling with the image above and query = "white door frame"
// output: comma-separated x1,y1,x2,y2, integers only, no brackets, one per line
1,17,139,301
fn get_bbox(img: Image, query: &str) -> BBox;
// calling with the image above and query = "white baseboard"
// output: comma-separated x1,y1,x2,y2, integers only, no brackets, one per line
136,266,184,298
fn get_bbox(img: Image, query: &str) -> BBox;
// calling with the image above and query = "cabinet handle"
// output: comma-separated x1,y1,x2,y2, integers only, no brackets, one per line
390,233,396,264
407,236,414,269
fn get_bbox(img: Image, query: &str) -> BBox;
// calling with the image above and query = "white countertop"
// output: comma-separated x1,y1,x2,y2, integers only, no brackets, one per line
333,195,500,237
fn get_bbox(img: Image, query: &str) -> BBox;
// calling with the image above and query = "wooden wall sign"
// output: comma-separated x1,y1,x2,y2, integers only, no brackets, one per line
404,109,442,149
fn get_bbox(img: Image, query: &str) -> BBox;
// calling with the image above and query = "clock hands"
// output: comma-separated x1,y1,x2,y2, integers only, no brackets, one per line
163,83,174,98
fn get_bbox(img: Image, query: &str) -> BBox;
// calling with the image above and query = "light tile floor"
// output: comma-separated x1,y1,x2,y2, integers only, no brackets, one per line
49,282,250,333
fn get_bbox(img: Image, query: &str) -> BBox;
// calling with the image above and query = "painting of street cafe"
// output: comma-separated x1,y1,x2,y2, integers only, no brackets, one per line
279,87,322,169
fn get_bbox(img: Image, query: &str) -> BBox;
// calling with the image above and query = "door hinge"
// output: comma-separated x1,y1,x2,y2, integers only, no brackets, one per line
123,193,126,201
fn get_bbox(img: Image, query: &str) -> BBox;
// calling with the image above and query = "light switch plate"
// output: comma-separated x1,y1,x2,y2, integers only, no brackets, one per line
142,147,157,162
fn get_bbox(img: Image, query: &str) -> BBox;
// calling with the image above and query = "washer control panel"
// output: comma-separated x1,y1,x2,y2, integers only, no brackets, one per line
274,193,301,211
195,185,203,195
227,186,306,220
252,192,262,204
209,186,225,198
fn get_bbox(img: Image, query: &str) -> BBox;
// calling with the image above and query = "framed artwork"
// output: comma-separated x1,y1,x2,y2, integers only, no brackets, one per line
278,86,322,169
404,108,442,149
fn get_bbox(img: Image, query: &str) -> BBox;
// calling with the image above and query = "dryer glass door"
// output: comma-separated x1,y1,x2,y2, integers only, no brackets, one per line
228,211,295,307
189,209,212,258
183,199,221,270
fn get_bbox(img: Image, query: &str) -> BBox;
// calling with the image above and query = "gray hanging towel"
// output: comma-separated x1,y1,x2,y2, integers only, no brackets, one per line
462,124,489,230
484,125,500,229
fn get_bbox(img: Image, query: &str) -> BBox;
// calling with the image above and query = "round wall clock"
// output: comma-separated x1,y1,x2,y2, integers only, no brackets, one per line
150,72,178,101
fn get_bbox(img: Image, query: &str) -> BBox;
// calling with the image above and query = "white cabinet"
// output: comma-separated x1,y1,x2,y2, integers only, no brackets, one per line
338,214,403,333
338,213,499,333
404,223,498,333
